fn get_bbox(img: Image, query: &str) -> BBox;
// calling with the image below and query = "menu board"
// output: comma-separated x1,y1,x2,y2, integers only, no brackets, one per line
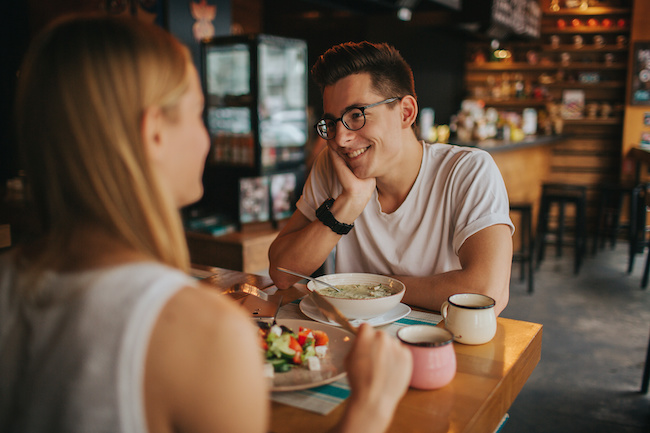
631,42,650,106
491,0,541,38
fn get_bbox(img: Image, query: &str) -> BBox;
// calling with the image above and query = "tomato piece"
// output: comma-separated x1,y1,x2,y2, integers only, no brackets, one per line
288,336,303,364
259,335,268,351
298,327,315,346
313,330,329,346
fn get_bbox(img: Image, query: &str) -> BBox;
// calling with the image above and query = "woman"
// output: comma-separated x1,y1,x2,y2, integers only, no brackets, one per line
0,14,412,433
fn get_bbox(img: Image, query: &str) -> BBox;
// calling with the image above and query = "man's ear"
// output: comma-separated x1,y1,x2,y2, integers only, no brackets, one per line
400,95,418,129
141,106,164,162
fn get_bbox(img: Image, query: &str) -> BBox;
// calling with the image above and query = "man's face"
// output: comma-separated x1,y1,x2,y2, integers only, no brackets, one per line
321,73,403,180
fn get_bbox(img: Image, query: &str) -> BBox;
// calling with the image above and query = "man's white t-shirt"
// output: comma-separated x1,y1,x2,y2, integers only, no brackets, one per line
296,141,514,277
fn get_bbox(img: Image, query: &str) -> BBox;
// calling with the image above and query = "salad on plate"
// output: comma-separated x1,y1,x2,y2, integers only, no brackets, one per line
258,321,330,375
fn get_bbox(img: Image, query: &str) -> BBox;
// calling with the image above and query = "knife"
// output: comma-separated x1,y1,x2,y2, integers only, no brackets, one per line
309,290,358,335
223,282,270,301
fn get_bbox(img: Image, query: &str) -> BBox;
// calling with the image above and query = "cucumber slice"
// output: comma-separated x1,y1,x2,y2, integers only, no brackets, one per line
267,358,291,372
267,333,297,361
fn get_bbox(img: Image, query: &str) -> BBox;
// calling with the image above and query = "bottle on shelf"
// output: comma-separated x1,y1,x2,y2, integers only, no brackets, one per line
501,73,512,99
514,73,525,99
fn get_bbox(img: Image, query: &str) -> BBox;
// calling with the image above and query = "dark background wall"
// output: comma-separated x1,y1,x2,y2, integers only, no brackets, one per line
0,0,468,220
262,3,467,126
0,2,30,191
167,0,232,72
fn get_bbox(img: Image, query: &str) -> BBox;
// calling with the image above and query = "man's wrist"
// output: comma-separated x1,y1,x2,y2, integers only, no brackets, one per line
316,198,354,235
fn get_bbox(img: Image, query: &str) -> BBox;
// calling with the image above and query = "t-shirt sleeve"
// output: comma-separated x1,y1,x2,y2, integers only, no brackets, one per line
450,150,515,254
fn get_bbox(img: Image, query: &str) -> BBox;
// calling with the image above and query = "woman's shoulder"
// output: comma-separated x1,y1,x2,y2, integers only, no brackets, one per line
161,281,253,329
144,283,267,433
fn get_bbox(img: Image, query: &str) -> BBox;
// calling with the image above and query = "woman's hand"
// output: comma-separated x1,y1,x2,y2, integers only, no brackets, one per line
332,324,412,433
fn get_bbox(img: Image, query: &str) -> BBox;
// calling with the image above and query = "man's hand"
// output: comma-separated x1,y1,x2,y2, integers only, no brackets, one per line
327,147,375,217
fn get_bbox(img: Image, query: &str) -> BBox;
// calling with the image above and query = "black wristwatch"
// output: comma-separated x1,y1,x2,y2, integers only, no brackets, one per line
316,198,354,235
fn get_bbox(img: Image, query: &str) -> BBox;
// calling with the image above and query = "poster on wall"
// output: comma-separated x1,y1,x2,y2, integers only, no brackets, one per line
631,41,650,106
239,176,270,224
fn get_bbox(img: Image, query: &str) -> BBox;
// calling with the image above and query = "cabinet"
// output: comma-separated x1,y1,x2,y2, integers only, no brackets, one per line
463,0,632,228
187,34,308,233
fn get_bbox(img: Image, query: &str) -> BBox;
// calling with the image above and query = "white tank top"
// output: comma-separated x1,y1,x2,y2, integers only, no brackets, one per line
0,255,195,433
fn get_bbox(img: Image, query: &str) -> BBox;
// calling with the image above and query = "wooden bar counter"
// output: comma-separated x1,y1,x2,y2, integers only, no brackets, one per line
195,266,543,433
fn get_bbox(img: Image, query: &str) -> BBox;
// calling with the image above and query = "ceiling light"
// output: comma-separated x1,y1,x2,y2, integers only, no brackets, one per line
397,7,412,21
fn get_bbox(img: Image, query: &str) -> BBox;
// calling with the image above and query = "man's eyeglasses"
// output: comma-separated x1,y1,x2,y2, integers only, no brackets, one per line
314,97,402,140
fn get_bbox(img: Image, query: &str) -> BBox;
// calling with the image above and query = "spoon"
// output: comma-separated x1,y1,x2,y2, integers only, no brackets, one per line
276,267,341,293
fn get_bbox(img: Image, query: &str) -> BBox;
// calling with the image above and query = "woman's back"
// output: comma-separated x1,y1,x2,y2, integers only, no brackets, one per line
0,257,193,432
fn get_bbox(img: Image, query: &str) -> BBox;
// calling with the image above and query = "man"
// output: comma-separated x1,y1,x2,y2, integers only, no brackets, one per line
269,41,513,315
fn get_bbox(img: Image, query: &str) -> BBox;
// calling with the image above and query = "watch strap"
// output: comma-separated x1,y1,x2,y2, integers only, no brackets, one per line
316,198,354,235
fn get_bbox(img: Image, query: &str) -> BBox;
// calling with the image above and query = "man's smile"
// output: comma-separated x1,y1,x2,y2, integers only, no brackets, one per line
346,146,370,159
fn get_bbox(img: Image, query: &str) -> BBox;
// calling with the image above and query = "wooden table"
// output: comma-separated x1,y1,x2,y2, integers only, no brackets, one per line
186,228,279,273
194,266,543,433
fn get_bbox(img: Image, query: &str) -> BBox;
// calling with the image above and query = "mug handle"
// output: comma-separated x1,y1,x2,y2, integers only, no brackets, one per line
441,301,449,321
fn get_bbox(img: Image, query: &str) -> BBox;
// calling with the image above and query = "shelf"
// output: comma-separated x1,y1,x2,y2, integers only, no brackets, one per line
541,26,630,34
545,81,625,89
475,99,549,108
541,44,628,52
543,7,631,16
466,62,557,71
562,117,622,126
557,62,627,70
463,2,631,204
466,62,627,71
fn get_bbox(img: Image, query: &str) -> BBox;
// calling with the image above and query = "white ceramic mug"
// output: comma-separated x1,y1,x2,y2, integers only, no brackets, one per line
441,293,497,345
396,325,456,390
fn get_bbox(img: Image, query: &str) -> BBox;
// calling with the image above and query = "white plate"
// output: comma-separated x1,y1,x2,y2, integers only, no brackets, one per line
269,319,355,392
299,297,411,327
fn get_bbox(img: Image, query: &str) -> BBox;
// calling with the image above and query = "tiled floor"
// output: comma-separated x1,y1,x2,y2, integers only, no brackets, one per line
501,243,650,432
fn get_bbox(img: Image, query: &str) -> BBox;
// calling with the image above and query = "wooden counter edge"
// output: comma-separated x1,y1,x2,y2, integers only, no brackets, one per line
466,319,543,433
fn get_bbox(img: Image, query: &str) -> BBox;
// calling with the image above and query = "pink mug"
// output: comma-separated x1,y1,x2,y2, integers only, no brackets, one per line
396,325,456,390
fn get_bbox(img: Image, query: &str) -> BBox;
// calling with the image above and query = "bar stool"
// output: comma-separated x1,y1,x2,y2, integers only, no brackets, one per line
628,183,650,275
535,183,588,274
592,183,632,255
641,326,650,393
510,203,534,294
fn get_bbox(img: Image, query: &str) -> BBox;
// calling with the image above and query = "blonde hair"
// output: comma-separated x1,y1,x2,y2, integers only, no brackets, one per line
15,14,193,275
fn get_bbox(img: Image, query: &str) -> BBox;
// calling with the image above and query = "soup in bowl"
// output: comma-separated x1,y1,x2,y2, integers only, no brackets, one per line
307,273,406,319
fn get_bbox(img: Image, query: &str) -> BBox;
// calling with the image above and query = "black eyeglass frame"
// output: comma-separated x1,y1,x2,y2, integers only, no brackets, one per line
314,96,402,140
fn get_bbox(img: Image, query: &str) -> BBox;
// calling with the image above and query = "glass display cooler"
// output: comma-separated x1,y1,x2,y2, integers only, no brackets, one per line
187,34,308,233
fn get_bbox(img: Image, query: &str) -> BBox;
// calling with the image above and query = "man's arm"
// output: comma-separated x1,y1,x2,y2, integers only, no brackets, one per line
268,209,342,289
269,147,376,289
396,224,513,316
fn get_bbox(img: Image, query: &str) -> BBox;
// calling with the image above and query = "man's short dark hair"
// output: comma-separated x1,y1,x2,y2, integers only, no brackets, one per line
311,41,416,101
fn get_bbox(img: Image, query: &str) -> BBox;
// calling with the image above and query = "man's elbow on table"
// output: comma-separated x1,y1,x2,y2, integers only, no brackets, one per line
268,268,298,290
490,284,509,317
